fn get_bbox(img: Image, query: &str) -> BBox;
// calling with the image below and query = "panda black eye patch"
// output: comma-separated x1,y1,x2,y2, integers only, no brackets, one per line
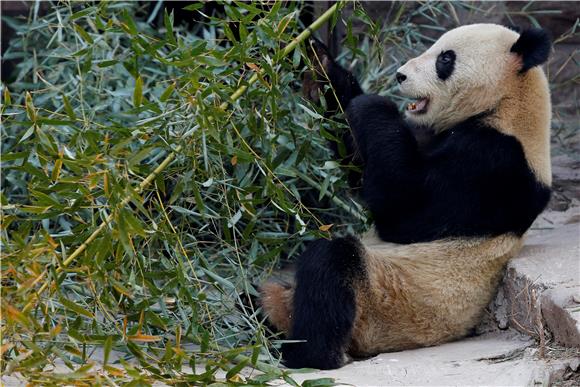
436,50,456,80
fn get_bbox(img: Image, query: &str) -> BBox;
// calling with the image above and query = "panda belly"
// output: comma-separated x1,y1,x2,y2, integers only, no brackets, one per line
348,232,522,357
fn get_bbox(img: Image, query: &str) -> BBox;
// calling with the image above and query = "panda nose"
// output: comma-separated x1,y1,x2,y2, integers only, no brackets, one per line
396,72,407,84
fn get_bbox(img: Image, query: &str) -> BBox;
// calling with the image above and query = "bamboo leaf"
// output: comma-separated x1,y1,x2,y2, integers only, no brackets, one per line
74,23,94,44
59,296,94,318
226,359,249,381
302,378,336,387
103,336,113,366
183,3,203,12
3,86,11,106
70,7,96,20
18,125,35,143
121,9,138,35
319,224,333,232
25,92,36,122
164,9,176,45
62,94,76,120
160,82,175,102
298,103,323,119
51,148,64,182
133,75,143,108
127,334,162,342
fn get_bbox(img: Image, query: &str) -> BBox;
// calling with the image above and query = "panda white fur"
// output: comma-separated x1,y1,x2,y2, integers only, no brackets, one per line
260,24,552,369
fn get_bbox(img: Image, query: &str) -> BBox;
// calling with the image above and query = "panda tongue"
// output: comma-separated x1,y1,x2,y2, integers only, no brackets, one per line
409,98,428,112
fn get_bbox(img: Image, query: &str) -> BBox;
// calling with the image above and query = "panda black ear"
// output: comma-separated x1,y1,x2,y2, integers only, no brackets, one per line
510,28,551,73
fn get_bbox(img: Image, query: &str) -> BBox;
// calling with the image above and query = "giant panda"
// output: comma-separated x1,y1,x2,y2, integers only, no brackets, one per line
260,23,552,370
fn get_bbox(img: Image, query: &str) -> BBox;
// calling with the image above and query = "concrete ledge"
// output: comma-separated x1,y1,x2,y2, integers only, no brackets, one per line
495,222,580,348
287,332,571,386
542,288,580,348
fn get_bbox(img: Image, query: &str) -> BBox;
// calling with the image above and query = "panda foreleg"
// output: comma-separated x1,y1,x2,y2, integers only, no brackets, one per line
282,236,365,370
303,40,366,189
346,95,424,223
346,95,419,165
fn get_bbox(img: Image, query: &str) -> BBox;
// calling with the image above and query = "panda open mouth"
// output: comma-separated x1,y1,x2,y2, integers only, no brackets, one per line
407,97,430,114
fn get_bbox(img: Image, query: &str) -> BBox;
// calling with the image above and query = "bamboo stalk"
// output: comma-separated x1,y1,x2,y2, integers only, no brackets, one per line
22,3,340,313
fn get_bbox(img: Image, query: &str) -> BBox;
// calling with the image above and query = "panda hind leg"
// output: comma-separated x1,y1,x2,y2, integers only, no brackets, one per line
282,236,365,370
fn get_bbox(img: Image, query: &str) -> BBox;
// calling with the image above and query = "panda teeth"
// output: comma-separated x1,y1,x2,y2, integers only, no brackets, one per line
407,97,429,113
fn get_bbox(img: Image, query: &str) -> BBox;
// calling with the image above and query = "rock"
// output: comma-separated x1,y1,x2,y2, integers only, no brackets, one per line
495,222,580,348
542,288,580,348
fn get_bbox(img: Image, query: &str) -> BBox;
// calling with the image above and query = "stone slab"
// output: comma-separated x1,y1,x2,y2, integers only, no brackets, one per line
497,222,580,346
287,332,570,386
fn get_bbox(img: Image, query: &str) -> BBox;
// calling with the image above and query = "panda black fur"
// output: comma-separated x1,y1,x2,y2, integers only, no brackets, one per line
260,24,552,370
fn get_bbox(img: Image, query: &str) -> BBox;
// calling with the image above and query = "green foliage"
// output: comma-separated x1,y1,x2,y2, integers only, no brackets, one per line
1,1,358,384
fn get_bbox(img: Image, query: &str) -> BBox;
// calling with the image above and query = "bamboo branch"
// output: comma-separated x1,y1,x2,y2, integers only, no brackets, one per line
22,3,340,314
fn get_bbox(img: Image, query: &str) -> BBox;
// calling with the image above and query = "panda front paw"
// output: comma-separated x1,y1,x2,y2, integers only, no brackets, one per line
302,39,334,103
302,39,363,114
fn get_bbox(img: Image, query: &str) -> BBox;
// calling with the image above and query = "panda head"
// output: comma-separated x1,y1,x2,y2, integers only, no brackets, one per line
396,24,551,131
